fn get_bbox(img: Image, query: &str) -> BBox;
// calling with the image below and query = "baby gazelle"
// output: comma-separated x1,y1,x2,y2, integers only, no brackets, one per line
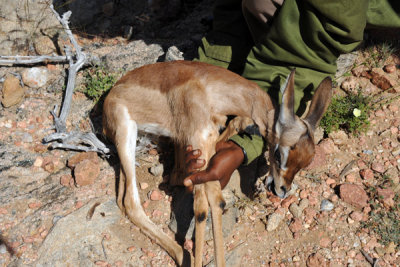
102,60,331,266
103,61,274,267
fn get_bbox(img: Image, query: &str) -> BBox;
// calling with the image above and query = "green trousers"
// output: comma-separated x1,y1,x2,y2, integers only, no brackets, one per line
196,0,400,164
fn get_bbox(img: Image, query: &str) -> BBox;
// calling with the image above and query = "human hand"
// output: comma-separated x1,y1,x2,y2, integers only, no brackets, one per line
183,141,245,192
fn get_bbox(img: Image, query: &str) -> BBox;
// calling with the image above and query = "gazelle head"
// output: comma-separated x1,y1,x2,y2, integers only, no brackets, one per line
266,70,332,198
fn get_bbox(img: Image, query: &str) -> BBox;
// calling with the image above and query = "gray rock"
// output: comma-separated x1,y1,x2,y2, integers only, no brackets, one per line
150,164,164,177
34,197,121,267
320,199,334,211
22,67,49,88
266,212,284,232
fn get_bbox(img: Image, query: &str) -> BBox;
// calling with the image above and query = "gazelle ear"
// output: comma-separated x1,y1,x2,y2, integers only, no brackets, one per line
279,70,296,126
304,77,332,131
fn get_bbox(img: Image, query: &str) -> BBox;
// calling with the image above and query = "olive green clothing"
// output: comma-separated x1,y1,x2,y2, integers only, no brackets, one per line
196,0,400,165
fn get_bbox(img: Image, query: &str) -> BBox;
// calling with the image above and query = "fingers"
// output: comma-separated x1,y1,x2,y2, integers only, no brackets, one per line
183,171,216,192
185,146,205,173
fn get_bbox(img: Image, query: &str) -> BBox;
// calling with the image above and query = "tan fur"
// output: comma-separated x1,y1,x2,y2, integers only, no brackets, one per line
103,61,274,267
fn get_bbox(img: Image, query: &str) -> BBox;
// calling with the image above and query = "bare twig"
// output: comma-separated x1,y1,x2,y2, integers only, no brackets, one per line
41,5,109,154
0,55,69,65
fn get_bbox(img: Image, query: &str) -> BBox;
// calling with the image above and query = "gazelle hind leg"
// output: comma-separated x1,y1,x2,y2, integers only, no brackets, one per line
115,108,188,266
205,181,226,267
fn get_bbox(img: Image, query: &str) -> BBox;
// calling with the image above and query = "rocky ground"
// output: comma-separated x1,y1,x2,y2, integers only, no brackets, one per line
0,1,399,267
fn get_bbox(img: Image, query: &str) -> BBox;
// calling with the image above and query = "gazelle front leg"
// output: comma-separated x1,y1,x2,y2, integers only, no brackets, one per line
205,181,225,267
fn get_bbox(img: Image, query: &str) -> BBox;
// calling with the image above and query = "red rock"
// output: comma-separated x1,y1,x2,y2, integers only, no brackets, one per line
360,169,374,180
350,211,364,222
299,190,308,199
383,64,396,73
289,218,302,233
95,260,109,266
68,152,99,169
370,68,395,90
371,162,385,173
326,178,336,186
306,145,326,170
319,237,331,248
377,187,395,207
306,253,326,267
75,201,84,209
60,174,73,187
281,195,297,208
0,208,8,215
150,190,163,201
33,143,47,153
346,173,356,183
375,110,385,117
339,184,369,209
352,65,368,77
74,159,100,186
303,207,317,223
127,246,136,252
319,139,336,154
28,202,42,209
388,104,399,112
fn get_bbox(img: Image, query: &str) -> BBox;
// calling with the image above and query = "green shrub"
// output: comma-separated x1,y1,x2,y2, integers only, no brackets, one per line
320,91,372,136
83,67,118,102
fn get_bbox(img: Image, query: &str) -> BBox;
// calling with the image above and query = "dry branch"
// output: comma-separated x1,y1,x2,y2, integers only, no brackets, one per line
42,5,109,154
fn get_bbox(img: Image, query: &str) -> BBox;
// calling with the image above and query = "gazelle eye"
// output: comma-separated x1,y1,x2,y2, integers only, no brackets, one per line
274,148,281,166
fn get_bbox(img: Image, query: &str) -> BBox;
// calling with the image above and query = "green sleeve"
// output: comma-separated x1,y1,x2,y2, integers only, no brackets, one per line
229,134,264,165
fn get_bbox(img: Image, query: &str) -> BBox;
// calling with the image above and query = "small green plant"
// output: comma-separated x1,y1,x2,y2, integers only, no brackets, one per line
362,185,400,249
365,42,397,68
83,66,118,102
320,91,372,136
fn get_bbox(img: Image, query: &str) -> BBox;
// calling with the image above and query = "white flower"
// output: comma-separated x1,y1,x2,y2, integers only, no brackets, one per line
353,108,361,117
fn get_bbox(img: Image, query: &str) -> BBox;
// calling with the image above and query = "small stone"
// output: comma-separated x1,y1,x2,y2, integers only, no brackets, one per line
33,35,56,55
383,64,396,73
289,203,302,218
21,67,49,88
306,253,326,267
0,243,7,254
360,169,374,181
299,189,308,199
149,164,163,177
385,242,396,254
127,246,136,252
328,130,348,145
320,199,334,211
75,201,84,209
349,211,364,222
140,182,149,190
306,145,326,170
34,156,44,167
67,152,99,169
319,139,337,154
95,260,109,266
1,75,25,107
371,162,385,173
346,173,356,183
289,218,302,233
60,174,73,187
266,212,284,232
376,187,395,207
150,190,163,201
74,159,100,186
28,201,41,209
319,237,331,248
281,195,297,208
299,198,309,210
326,178,336,186
293,255,300,262
339,184,369,209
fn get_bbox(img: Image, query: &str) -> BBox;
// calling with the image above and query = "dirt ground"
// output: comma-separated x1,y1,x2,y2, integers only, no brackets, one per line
0,1,399,267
